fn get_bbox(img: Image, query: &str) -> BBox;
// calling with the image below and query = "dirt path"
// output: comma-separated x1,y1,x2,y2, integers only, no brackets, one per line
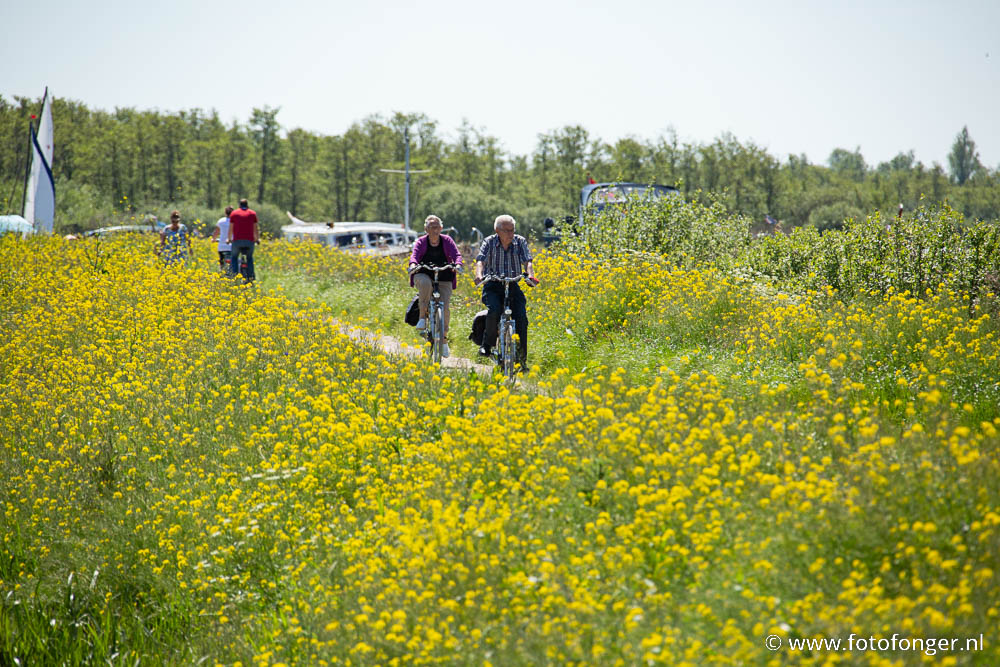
329,317,497,376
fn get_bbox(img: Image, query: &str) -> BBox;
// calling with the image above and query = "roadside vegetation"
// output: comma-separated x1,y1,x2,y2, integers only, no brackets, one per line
2,202,999,664
2,95,1000,241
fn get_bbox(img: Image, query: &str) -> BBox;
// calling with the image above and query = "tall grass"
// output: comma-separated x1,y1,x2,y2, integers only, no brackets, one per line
2,234,998,664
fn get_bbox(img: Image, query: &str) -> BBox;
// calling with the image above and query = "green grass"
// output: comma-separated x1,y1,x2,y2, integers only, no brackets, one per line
263,270,493,365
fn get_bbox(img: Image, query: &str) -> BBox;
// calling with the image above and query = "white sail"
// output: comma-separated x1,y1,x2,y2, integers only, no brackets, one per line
23,89,55,234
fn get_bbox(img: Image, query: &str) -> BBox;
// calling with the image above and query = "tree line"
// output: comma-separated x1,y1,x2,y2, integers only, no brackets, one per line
1,94,998,238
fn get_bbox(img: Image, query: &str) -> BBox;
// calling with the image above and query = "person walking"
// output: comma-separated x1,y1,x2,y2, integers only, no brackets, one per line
227,199,259,281
211,206,234,270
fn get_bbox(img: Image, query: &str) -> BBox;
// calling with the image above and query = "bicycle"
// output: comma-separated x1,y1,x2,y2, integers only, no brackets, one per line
230,241,258,284
409,263,462,364
479,273,538,380
217,249,232,272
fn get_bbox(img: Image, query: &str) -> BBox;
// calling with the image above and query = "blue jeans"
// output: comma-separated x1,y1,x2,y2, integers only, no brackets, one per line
230,240,256,281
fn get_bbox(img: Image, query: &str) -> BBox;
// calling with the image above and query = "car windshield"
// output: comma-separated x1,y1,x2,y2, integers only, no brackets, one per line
587,184,673,206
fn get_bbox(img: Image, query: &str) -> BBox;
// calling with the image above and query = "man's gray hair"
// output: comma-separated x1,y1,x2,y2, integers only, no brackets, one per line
494,214,516,231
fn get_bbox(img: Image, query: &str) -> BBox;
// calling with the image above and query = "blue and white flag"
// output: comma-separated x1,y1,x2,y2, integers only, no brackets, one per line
24,89,55,234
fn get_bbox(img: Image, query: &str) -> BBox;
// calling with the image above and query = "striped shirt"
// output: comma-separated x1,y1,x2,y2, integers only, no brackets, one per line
476,234,532,279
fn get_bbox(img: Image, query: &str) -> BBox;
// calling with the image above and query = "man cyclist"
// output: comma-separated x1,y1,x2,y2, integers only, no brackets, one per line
474,214,536,369
227,198,259,281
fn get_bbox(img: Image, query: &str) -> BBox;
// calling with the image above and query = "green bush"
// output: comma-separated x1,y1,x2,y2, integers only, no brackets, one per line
806,201,863,232
745,202,1000,310
557,191,753,267
55,180,111,233
253,201,286,239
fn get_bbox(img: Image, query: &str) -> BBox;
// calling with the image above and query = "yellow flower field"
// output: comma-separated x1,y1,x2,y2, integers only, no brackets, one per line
2,235,998,665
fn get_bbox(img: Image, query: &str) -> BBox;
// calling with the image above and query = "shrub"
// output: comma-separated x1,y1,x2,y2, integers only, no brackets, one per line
745,202,1000,310
55,180,113,233
806,201,863,232
557,191,753,267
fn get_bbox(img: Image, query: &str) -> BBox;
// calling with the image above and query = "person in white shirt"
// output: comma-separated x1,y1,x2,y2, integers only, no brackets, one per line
211,206,234,270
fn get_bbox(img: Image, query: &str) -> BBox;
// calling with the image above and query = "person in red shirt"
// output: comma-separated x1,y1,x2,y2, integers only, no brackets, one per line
226,198,260,281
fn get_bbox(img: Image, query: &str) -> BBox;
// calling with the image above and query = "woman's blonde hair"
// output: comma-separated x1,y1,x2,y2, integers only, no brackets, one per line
424,215,443,229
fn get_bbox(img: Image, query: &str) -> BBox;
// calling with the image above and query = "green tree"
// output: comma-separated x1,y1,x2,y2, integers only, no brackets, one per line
828,147,867,181
49,98,92,185
6,92,1000,235
250,106,282,202
443,119,485,187
0,97,34,213
317,134,350,221
224,120,254,203
648,128,681,186
421,182,504,239
877,150,916,174
160,113,188,201
532,125,603,213
317,116,394,223
948,125,982,185
387,112,440,226
184,109,229,209
608,137,647,182
282,128,319,216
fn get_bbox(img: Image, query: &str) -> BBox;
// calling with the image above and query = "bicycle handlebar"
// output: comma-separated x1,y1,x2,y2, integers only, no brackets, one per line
479,273,539,287
409,263,463,275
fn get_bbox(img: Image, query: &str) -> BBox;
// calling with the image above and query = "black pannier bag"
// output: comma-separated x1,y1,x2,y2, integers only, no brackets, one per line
468,309,489,346
405,296,420,326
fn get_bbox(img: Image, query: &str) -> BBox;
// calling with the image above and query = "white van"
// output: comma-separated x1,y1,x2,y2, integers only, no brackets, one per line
281,213,419,256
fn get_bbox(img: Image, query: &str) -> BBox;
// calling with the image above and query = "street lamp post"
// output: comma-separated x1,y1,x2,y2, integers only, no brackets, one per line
379,126,430,231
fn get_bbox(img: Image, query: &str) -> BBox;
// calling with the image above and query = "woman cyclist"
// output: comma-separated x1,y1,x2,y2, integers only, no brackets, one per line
160,210,192,265
408,215,462,358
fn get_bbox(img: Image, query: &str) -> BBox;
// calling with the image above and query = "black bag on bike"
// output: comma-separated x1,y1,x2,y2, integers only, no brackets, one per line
468,308,489,346
405,296,420,326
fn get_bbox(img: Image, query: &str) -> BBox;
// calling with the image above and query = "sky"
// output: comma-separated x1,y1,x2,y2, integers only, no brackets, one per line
2,0,998,170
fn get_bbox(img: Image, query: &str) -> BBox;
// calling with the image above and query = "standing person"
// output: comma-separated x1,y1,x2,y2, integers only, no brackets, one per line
160,210,192,265
408,214,463,358
211,206,234,270
474,214,537,368
227,198,259,281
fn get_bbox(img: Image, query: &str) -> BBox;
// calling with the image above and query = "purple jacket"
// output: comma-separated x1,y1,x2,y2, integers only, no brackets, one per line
409,234,463,287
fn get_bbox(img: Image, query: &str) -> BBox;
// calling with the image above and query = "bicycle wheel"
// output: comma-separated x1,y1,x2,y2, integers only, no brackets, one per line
430,303,444,364
501,320,516,379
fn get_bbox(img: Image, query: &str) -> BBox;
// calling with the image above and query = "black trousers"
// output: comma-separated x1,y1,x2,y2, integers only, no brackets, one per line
482,282,528,364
